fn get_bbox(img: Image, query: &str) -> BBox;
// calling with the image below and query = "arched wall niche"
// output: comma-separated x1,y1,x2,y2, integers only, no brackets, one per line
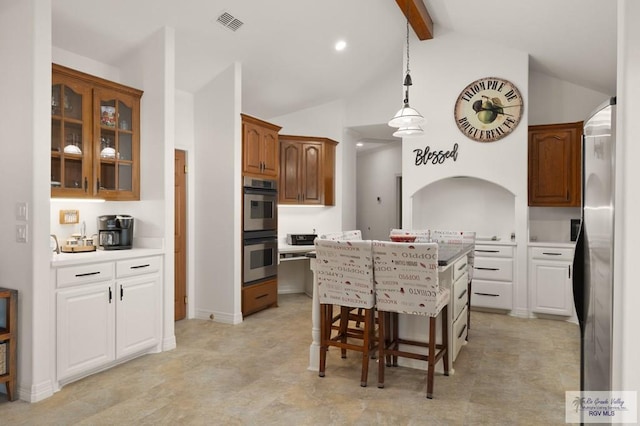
411,176,516,239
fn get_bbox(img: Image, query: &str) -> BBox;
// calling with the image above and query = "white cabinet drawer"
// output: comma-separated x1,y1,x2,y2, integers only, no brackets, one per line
116,256,161,278
530,247,574,261
474,245,513,258
470,280,513,310
452,305,468,362
473,257,513,281
452,271,469,320
452,255,469,282
57,262,114,288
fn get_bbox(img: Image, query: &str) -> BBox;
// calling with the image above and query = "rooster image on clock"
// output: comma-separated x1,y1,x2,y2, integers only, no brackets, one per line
454,77,524,142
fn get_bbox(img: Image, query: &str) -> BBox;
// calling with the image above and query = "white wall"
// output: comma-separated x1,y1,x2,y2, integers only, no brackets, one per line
119,26,177,351
614,0,640,395
193,63,242,324
399,29,529,316
529,70,611,125
0,0,53,401
356,143,402,240
413,178,516,239
271,100,351,239
345,62,400,129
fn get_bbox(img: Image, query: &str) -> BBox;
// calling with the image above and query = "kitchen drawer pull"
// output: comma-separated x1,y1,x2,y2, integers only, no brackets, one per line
474,267,499,271
457,263,467,271
542,252,562,256
474,292,499,297
457,288,468,300
475,249,499,253
256,293,269,300
75,271,101,277
457,324,467,339
130,264,151,269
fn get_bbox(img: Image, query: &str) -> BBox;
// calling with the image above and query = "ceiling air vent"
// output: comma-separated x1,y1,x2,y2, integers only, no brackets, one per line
216,12,244,32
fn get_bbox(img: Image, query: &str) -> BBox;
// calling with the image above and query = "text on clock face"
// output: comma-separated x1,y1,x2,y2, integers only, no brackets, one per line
459,79,520,103
456,116,517,141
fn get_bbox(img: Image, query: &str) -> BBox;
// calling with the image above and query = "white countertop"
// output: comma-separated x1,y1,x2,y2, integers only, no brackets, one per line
475,239,517,246
51,247,165,267
528,241,575,248
278,244,315,254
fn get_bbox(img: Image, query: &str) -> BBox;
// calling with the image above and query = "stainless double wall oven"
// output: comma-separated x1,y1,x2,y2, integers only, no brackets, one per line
243,177,278,285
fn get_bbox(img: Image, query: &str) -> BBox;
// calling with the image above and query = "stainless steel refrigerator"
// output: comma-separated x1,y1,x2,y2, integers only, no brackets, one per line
572,97,616,395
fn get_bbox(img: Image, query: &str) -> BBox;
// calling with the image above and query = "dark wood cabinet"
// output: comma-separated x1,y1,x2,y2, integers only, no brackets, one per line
241,114,281,179
528,122,582,207
279,135,337,206
51,64,142,200
0,288,17,401
242,278,278,317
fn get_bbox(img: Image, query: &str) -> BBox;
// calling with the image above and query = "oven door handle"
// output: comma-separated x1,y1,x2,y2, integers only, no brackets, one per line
244,187,278,196
244,237,278,246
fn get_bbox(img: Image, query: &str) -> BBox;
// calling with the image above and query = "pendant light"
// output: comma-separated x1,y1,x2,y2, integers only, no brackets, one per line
389,6,424,137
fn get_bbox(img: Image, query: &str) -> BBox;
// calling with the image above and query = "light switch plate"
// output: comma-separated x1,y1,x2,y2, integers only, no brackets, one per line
16,224,27,243
16,202,28,221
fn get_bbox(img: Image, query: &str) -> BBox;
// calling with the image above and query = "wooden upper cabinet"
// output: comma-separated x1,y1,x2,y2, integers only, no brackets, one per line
528,121,582,207
279,135,338,206
241,114,282,179
51,64,143,200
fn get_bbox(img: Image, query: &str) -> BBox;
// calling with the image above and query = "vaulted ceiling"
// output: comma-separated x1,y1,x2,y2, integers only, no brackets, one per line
52,0,617,122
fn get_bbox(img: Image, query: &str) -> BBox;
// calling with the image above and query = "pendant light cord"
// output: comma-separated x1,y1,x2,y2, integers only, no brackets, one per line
405,18,410,80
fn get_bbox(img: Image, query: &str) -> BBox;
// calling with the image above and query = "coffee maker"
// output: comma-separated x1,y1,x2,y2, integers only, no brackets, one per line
97,215,134,250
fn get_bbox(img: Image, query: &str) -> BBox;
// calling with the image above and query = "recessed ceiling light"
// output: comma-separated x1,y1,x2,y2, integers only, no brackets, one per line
356,142,364,147
335,40,347,51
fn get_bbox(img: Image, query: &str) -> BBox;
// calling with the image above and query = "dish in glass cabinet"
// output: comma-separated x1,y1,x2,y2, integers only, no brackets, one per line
100,147,116,159
63,144,82,155
51,181,61,187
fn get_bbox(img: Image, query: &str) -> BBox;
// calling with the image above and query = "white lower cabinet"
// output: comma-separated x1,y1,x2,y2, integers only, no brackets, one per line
471,244,514,310
56,282,115,380
55,255,161,385
116,273,160,358
529,247,574,316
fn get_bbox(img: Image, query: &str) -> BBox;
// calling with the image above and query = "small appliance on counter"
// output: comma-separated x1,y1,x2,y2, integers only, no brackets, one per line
60,233,97,253
286,234,317,246
97,215,134,250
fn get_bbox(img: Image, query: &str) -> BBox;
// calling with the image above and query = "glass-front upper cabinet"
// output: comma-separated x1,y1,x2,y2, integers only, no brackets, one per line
51,64,142,201
51,74,92,196
94,88,140,200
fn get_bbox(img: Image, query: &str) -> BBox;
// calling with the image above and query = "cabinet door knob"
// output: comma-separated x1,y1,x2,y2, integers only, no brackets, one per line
84,177,88,192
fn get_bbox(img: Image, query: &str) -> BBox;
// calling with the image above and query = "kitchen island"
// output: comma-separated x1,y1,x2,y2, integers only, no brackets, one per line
306,242,473,375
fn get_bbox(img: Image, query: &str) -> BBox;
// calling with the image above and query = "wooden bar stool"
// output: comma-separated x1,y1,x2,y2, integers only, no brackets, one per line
315,238,376,387
373,241,450,399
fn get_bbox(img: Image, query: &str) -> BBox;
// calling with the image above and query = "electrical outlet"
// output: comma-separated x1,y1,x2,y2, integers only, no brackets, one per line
16,224,27,243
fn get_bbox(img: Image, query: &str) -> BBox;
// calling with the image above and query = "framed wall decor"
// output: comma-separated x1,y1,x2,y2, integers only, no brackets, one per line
454,77,524,142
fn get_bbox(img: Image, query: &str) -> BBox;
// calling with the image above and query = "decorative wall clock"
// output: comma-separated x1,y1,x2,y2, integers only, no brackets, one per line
454,77,524,142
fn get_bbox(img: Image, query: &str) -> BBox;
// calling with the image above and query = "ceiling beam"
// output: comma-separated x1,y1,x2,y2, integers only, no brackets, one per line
395,0,434,40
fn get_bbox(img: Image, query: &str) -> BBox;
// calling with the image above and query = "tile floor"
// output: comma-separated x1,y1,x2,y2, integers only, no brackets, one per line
0,294,580,425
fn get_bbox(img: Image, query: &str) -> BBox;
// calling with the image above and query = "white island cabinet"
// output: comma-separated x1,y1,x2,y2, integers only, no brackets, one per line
528,245,574,316
53,252,162,388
